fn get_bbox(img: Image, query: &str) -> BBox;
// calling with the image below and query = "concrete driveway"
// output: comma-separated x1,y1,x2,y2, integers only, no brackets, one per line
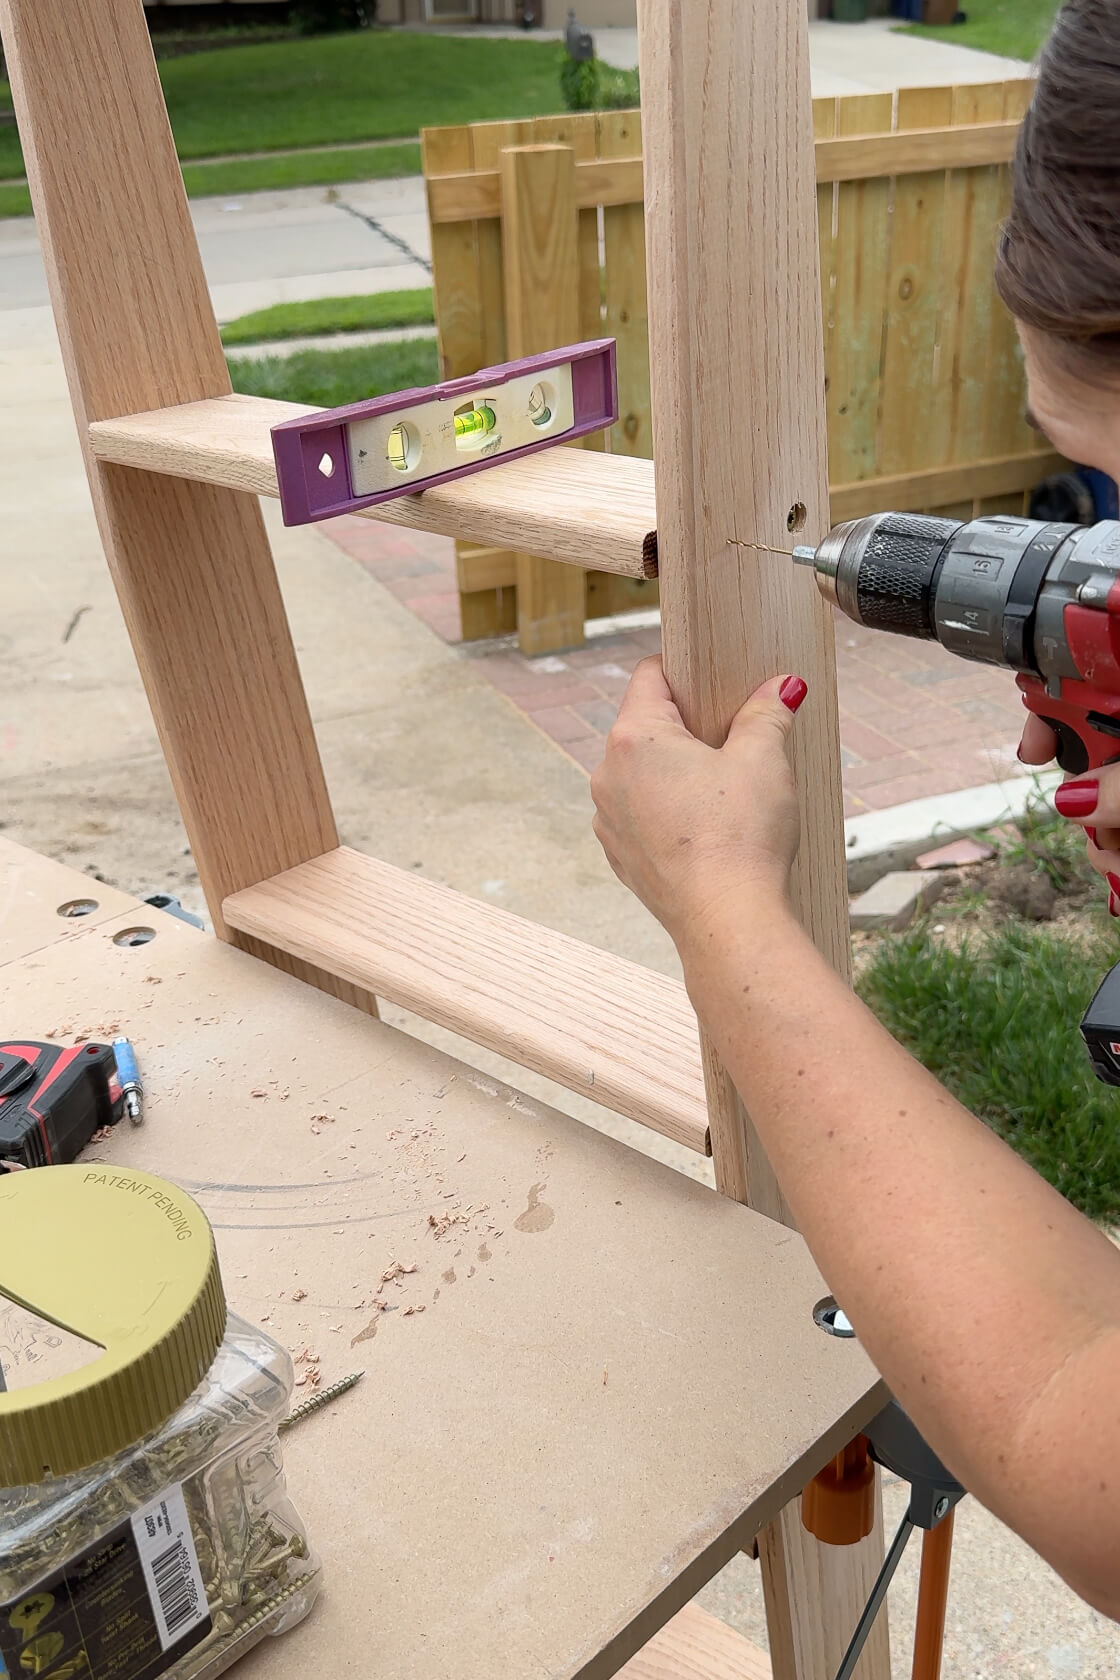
456,15,1031,92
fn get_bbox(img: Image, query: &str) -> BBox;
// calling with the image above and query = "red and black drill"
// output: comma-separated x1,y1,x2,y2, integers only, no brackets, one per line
792,511,1120,1081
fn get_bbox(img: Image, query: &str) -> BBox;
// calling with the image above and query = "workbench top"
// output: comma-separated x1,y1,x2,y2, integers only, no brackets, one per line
0,839,884,1679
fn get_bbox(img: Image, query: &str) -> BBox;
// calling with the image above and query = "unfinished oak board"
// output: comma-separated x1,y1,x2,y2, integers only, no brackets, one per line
222,846,709,1155
0,838,886,1680
2,0,378,1020
620,1605,771,1680
638,5,889,1678
88,396,659,579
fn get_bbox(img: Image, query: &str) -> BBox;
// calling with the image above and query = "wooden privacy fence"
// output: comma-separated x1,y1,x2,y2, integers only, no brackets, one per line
422,81,1064,655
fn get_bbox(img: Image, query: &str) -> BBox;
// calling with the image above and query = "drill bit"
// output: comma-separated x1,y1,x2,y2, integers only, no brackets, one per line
278,1369,364,1432
113,1036,144,1125
726,537,798,558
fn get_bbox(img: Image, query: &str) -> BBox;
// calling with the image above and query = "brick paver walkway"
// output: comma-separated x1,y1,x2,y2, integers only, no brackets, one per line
325,517,1030,818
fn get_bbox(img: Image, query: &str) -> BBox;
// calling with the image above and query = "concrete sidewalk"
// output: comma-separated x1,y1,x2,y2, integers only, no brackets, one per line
444,17,1031,92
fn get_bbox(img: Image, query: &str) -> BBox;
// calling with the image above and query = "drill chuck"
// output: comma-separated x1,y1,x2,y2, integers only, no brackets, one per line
795,514,960,641
796,510,1120,680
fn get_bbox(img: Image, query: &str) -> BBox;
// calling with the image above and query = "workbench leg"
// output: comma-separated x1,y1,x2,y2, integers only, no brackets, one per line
637,4,890,1675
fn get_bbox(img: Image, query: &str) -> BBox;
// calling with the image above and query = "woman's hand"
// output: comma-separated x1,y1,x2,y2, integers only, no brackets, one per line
1018,715,1120,911
590,658,806,949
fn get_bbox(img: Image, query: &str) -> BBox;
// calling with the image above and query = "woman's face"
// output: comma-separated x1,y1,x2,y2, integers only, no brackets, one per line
1018,324,1120,483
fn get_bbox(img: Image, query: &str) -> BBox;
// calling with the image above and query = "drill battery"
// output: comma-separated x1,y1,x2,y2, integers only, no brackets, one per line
0,1041,120,1169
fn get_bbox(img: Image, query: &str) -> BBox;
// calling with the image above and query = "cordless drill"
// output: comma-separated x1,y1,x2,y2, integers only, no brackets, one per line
792,511,1120,1083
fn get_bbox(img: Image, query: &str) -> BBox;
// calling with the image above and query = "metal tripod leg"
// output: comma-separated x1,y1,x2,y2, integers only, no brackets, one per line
911,1506,956,1680
833,1507,915,1680
827,1396,966,1680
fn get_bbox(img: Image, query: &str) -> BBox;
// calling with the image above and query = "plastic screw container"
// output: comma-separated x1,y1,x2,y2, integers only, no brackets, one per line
0,1168,320,1680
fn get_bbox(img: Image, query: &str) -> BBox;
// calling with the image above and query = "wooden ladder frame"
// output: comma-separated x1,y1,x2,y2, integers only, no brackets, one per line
2,0,890,1673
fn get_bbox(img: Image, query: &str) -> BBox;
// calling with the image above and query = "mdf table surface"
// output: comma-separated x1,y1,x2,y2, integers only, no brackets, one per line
0,839,886,1679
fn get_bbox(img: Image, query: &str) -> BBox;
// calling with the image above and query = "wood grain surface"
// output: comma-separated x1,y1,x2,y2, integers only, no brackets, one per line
223,846,710,1154
637,5,889,1677
0,838,885,1680
2,2,327,928
619,1604,771,1680
1,0,377,1018
424,122,1021,224
88,396,659,578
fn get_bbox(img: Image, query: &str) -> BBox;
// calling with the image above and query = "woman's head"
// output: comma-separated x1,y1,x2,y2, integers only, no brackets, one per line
995,0,1120,473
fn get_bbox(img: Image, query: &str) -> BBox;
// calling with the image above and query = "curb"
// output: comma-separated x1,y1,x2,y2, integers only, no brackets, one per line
844,770,1063,891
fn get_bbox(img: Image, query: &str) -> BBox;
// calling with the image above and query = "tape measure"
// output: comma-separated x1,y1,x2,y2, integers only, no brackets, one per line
0,1166,225,1484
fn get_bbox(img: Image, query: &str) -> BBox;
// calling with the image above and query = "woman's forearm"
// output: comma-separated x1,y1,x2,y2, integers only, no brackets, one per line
680,903,1120,1616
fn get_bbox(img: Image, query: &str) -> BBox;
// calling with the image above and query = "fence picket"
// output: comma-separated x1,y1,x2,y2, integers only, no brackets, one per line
422,84,1059,654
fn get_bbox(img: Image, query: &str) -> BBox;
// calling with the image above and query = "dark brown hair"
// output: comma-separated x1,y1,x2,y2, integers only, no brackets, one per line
994,0,1120,379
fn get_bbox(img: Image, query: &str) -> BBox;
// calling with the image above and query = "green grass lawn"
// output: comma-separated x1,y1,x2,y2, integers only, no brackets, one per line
859,916,1120,1222
220,288,434,346
227,336,439,407
0,32,565,179
0,181,31,219
898,0,1058,62
182,139,421,199
0,140,423,221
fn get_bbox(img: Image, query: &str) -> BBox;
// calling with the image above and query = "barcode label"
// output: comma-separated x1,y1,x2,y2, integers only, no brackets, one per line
131,1486,209,1651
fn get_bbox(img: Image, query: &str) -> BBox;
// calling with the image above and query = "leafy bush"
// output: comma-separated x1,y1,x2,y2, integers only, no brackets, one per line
559,55,639,113
560,55,599,111
598,63,640,109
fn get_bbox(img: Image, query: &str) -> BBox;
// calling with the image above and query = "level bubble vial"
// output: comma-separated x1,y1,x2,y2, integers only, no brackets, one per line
528,382,555,428
386,420,421,475
453,403,497,450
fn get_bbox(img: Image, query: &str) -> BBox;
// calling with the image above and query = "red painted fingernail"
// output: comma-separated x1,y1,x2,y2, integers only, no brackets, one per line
1110,891,1119,919
779,675,808,714
1086,827,1099,847
1108,873,1120,898
1054,779,1099,818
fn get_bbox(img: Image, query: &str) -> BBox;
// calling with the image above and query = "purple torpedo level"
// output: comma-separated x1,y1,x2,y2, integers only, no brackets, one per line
271,339,618,526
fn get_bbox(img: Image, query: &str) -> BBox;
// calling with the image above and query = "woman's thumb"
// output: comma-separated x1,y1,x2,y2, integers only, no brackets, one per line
725,674,808,752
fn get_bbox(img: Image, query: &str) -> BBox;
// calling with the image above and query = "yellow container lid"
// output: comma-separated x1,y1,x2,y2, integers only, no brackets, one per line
0,1165,226,1486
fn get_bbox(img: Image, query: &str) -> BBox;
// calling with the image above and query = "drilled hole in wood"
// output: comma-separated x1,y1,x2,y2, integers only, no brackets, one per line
814,1297,856,1338
113,926,156,948
787,502,807,533
57,899,98,918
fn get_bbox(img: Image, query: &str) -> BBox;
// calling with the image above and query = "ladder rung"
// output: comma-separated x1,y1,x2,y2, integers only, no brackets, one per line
619,1604,772,1680
89,394,658,578
224,846,709,1155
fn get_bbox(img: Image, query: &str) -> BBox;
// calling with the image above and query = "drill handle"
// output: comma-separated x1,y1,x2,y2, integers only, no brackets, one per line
1017,676,1120,775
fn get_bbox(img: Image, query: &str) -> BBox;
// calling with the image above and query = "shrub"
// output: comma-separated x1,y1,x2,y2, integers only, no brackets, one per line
559,55,638,113
560,55,599,112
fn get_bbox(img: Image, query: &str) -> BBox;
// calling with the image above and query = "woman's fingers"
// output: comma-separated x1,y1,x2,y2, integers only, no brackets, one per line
1053,765,1120,829
1018,712,1059,766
